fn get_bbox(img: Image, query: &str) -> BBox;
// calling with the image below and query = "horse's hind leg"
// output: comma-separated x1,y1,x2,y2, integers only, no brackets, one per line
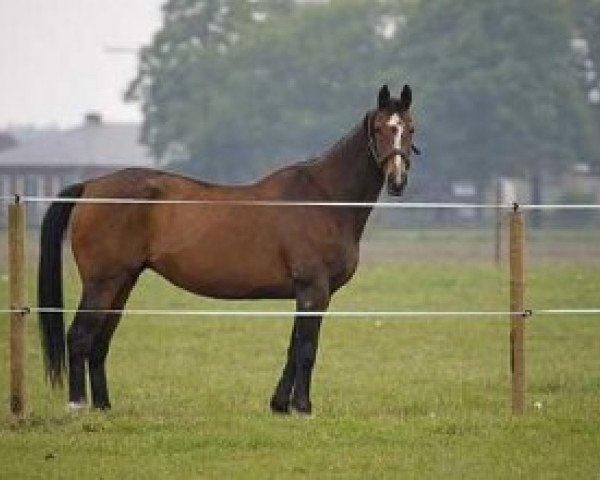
87,317,119,409
67,275,137,410
67,294,104,408
88,274,138,409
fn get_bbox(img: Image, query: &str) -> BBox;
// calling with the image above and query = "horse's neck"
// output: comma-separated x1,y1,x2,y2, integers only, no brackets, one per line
309,116,384,239
311,118,382,201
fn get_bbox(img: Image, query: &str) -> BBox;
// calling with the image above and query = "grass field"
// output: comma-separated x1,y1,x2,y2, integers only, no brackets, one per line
1,229,599,479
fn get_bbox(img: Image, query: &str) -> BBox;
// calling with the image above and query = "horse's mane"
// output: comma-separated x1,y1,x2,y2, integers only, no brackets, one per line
294,156,320,167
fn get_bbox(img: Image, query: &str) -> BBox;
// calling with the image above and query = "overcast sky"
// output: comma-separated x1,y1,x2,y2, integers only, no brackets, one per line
0,0,164,129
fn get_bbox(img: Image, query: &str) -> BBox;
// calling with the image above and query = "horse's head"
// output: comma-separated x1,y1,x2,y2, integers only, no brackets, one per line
368,84,419,196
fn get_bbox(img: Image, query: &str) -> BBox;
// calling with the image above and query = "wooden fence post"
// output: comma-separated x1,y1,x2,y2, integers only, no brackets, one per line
8,195,27,419
494,179,502,265
509,203,525,415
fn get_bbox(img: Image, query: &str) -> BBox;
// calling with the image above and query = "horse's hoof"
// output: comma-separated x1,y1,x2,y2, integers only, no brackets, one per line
269,396,290,414
290,397,312,416
67,401,87,412
92,402,111,411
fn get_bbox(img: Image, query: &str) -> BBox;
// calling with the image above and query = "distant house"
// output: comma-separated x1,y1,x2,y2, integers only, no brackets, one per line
0,132,18,151
0,114,155,225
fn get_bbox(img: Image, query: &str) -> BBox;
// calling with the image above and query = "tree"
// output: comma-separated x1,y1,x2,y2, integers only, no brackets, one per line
127,0,419,181
397,0,600,189
128,0,600,192
570,0,600,171
126,0,296,165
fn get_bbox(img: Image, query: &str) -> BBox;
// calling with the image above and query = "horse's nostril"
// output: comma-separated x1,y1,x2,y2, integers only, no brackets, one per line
387,175,406,196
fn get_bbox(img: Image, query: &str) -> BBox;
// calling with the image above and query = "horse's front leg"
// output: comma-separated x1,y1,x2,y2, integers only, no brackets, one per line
289,312,323,415
270,322,298,413
271,277,329,415
291,278,329,415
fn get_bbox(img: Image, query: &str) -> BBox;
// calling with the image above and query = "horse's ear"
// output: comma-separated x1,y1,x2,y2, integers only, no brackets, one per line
378,84,391,109
400,84,412,109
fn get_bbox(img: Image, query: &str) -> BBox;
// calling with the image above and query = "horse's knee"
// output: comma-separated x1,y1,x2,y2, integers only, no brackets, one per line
295,277,330,313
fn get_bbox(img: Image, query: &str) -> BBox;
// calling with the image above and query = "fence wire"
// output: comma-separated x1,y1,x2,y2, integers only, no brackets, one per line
1,194,600,210
2,194,599,321
1,307,600,318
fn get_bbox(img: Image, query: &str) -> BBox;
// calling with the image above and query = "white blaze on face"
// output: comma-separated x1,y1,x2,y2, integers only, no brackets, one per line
386,113,405,180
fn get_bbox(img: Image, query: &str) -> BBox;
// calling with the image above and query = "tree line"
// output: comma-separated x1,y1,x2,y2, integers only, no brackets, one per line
127,0,600,199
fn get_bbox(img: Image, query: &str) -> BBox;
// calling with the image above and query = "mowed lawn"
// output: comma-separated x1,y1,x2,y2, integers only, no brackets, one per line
1,231,599,479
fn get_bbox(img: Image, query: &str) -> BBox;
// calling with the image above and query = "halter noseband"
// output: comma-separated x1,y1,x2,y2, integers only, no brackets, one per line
366,113,420,170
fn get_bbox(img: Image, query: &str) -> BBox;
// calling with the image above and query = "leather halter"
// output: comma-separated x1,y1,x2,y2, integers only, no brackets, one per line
366,113,417,171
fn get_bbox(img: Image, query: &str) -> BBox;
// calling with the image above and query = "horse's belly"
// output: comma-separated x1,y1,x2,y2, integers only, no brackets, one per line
150,241,294,300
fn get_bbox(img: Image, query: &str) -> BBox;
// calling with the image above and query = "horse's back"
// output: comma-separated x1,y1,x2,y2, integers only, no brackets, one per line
69,167,358,298
68,168,289,296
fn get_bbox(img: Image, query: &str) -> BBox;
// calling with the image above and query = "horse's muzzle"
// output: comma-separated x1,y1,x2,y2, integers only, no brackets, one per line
387,172,408,196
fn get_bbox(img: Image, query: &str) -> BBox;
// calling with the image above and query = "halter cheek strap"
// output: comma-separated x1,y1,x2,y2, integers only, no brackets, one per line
366,113,385,168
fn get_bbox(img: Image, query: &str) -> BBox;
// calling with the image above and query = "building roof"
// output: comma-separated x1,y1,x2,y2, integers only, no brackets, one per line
0,120,154,169
0,132,18,151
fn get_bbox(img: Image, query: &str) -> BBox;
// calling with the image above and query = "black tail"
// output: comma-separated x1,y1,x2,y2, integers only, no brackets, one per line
38,183,85,387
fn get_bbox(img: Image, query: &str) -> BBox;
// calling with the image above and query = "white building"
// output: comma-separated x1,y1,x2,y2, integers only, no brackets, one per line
0,114,154,225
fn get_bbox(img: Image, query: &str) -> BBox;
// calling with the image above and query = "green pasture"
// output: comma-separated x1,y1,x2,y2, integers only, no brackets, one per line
0,231,599,479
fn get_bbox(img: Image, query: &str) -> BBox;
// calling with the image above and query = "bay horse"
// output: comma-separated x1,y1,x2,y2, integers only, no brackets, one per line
38,84,418,414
